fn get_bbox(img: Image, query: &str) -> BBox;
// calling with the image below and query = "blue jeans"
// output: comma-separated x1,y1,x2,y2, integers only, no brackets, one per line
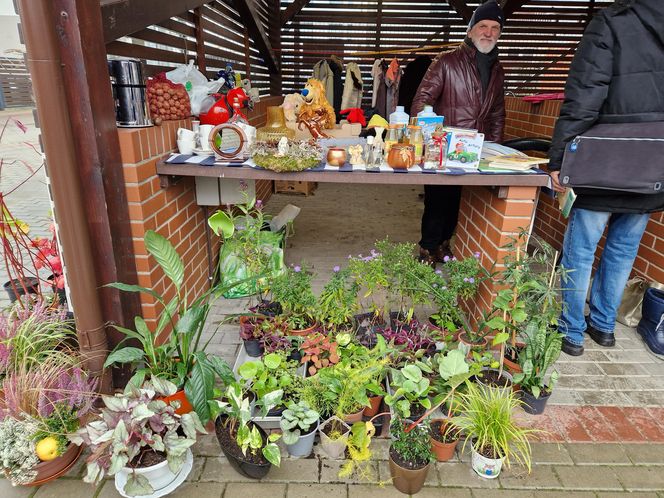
559,208,650,346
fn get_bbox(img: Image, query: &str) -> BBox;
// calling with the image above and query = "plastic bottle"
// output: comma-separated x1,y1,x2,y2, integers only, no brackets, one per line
417,105,437,118
389,105,410,132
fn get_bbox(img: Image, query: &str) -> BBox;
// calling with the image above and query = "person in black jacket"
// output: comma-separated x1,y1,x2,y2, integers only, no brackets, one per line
548,0,664,357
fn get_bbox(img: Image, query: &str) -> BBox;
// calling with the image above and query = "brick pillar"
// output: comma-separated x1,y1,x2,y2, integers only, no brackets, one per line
115,97,281,332
454,185,539,322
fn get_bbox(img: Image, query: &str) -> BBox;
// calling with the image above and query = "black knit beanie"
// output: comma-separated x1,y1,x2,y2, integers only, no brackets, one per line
468,0,504,29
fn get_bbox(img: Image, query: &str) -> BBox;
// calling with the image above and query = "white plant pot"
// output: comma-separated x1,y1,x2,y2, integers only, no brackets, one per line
115,449,193,498
471,446,504,479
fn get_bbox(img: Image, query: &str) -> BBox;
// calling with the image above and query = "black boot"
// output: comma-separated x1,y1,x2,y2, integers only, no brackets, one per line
637,287,664,356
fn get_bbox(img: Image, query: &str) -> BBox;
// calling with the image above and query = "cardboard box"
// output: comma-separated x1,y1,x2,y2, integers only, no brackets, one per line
274,180,317,196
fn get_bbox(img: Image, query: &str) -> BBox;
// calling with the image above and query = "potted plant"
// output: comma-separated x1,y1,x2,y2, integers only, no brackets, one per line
317,265,359,333
300,332,340,376
384,363,432,420
347,247,388,333
279,400,320,457
73,378,205,497
211,382,282,479
269,262,318,334
239,312,266,357
380,320,437,364
0,356,97,486
317,415,351,460
388,416,433,495
512,319,564,414
237,352,300,416
104,230,236,424
451,382,537,479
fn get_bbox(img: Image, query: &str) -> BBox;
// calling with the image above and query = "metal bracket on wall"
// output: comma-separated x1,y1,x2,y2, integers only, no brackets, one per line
159,175,183,188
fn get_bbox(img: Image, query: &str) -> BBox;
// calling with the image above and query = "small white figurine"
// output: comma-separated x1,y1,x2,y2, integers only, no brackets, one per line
276,136,289,157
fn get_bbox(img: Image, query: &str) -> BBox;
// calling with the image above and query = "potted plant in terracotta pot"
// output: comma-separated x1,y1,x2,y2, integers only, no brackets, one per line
512,319,563,414
388,415,433,495
279,400,320,457
211,382,282,479
74,378,206,497
451,382,537,479
0,355,97,486
104,230,236,424
270,262,318,335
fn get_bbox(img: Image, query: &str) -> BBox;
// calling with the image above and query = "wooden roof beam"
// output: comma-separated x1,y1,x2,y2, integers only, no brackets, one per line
281,0,311,27
447,0,473,25
101,0,209,43
232,0,279,73
502,0,529,18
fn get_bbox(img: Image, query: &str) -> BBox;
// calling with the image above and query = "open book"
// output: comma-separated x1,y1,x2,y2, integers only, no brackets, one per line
484,154,549,171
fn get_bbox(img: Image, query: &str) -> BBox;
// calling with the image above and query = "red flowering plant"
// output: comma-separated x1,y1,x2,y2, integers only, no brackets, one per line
33,222,64,290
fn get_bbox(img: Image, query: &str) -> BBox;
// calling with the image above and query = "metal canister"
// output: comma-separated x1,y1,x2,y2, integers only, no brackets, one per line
108,58,151,127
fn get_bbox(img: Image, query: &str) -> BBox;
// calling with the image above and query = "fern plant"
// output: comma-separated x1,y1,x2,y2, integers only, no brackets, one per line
512,319,563,398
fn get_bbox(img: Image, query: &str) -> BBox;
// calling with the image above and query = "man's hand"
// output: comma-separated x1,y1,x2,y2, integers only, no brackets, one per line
549,171,566,193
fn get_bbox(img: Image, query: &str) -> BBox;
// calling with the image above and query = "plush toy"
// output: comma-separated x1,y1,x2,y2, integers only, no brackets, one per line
281,93,305,124
297,78,336,130
340,108,367,127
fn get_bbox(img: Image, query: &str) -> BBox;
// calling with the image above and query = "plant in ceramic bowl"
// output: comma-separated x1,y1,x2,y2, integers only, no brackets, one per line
269,263,318,332
451,382,537,479
73,378,206,496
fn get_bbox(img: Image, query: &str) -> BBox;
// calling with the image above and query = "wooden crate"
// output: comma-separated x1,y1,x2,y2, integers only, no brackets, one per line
274,180,317,196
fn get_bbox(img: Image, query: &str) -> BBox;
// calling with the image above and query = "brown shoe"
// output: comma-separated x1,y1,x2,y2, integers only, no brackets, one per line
418,247,437,267
434,241,454,263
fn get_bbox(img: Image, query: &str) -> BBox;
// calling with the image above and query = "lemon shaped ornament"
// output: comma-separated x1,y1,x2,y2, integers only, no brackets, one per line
36,436,60,461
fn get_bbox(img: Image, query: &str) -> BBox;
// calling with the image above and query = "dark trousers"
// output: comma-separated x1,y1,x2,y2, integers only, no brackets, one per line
419,185,462,251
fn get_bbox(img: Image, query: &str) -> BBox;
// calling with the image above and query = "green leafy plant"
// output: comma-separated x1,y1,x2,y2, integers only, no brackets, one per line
451,382,537,472
270,263,317,330
384,363,432,418
103,230,236,424
279,400,319,445
339,420,377,480
317,266,360,332
390,416,433,467
210,382,282,467
512,320,563,398
238,352,299,402
296,375,335,419
72,378,206,496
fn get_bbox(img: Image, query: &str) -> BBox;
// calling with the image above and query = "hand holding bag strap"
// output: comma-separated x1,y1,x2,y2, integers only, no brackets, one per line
560,121,664,194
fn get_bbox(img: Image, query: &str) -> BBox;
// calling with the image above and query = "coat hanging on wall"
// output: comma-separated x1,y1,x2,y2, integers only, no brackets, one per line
341,62,363,110
398,55,432,115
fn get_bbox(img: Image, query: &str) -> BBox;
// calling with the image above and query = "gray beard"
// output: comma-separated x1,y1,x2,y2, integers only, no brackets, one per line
475,41,497,54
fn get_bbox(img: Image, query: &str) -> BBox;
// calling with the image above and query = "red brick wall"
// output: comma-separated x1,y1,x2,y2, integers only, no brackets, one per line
117,96,282,331
455,186,538,322
504,96,664,286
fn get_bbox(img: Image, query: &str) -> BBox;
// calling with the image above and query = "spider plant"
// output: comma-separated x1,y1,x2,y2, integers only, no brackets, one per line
451,382,538,472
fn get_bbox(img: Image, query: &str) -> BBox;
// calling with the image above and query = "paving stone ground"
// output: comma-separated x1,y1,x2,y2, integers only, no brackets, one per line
2,109,664,496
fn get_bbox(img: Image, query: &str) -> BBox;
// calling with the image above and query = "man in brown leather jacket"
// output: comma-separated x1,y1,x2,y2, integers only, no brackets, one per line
412,0,506,264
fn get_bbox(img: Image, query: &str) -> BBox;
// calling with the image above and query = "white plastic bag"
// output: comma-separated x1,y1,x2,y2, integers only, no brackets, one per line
166,60,207,89
166,60,223,115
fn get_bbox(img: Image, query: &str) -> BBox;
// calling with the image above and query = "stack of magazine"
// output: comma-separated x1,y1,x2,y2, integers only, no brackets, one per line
479,143,549,172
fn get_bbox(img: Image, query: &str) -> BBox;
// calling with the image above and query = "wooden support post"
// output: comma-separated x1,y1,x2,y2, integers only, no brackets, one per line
232,0,279,74
194,7,206,74
51,0,143,387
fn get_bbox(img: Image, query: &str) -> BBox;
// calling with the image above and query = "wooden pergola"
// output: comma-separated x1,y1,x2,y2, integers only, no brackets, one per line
15,0,608,389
